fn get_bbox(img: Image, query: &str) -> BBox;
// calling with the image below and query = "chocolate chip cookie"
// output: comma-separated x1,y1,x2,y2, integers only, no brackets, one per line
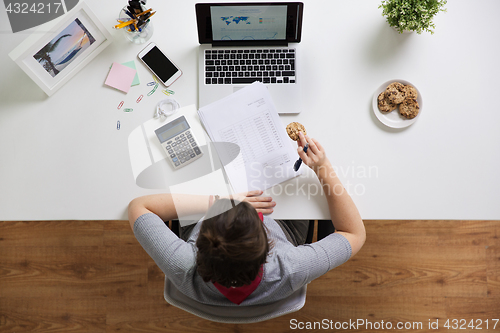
403,85,418,99
399,98,420,119
286,122,307,141
377,92,398,113
385,82,406,104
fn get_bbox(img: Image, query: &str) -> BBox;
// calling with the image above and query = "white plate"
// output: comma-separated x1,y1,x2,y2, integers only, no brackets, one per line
372,79,423,128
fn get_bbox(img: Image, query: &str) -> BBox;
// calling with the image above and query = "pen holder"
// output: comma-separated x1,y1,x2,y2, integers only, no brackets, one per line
119,6,154,44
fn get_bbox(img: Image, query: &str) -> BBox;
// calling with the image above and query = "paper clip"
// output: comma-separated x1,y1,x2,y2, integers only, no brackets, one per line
117,121,121,130
117,101,124,109
147,84,158,96
124,108,133,112
147,82,156,86
152,75,159,83
136,95,143,103
162,89,175,96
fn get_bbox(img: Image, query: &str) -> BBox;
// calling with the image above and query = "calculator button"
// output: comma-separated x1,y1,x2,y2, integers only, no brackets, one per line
172,157,178,162
175,137,180,140
191,143,197,147
180,134,185,137
172,142,177,147
174,162,180,166
189,138,195,143
194,147,202,155
180,158,185,163
185,156,191,161
170,154,176,158
166,145,171,149
185,131,190,135
190,153,196,158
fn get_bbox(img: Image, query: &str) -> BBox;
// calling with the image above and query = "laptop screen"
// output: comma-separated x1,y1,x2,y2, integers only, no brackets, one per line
196,2,303,45
210,5,287,41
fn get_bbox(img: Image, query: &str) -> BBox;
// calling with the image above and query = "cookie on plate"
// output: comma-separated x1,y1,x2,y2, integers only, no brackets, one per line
385,82,406,104
286,122,307,141
399,98,420,119
403,85,418,99
377,92,398,113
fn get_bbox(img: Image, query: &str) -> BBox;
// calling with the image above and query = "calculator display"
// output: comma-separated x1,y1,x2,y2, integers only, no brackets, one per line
159,122,188,141
155,116,190,143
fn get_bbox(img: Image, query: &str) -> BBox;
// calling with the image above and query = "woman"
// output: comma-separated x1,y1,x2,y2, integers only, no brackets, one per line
128,132,365,306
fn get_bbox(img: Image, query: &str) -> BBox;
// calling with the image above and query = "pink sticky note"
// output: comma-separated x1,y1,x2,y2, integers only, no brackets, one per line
105,62,137,93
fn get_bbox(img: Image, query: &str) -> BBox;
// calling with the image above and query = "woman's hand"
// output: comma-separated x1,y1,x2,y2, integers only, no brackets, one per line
297,131,329,172
230,190,275,214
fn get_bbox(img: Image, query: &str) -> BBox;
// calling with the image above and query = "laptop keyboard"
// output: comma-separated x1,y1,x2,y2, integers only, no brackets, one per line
204,48,296,85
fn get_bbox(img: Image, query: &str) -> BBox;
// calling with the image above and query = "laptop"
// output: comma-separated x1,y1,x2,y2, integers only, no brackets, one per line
196,2,304,114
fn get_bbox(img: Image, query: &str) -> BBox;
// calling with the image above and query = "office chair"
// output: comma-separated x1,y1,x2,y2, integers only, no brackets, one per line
164,277,307,323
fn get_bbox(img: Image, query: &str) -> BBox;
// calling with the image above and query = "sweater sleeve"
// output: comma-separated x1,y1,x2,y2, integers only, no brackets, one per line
133,213,197,279
282,232,352,290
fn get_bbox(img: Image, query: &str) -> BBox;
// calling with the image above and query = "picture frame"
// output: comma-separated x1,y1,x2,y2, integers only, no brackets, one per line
8,1,112,96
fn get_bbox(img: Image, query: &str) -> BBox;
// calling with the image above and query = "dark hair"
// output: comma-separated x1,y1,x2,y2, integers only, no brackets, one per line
196,199,271,288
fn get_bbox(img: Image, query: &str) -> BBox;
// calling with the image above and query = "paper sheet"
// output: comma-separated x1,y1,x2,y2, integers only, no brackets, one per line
198,82,301,193
122,60,140,86
104,62,136,93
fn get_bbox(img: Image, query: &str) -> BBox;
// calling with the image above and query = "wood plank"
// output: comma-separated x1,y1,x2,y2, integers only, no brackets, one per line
0,244,149,298
0,221,104,247
310,242,487,298
102,244,150,297
103,220,138,247
0,246,106,298
0,297,106,332
363,220,499,247
445,297,500,319
487,245,500,297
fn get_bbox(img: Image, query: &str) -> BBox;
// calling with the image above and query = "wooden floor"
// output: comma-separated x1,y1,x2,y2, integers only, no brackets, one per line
1,220,499,332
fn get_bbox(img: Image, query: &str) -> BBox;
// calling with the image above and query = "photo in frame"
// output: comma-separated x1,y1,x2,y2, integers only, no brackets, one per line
8,1,112,96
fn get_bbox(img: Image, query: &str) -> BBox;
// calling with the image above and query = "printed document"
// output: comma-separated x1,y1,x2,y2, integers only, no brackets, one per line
198,82,302,193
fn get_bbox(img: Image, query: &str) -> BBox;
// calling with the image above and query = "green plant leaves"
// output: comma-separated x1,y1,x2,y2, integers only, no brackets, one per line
379,0,447,34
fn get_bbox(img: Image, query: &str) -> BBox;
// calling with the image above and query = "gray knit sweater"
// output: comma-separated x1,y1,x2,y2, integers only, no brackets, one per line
133,213,351,306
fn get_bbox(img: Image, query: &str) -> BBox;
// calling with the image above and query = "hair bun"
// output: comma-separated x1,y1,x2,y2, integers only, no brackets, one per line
207,234,226,257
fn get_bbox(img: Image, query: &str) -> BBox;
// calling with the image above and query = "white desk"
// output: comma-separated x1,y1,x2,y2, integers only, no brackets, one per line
1,0,499,220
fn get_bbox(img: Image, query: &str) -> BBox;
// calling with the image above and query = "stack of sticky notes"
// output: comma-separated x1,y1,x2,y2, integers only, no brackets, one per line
105,62,137,93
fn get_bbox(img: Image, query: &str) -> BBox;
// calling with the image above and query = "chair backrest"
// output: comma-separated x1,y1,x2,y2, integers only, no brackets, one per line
164,277,307,324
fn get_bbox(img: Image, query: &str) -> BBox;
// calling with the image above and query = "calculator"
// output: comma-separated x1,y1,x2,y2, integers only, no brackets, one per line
154,116,203,169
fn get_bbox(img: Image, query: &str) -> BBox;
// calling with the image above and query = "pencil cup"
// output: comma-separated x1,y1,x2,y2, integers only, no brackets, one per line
119,6,154,44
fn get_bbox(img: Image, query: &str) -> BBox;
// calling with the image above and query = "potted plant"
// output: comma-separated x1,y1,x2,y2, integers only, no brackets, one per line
379,0,447,34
